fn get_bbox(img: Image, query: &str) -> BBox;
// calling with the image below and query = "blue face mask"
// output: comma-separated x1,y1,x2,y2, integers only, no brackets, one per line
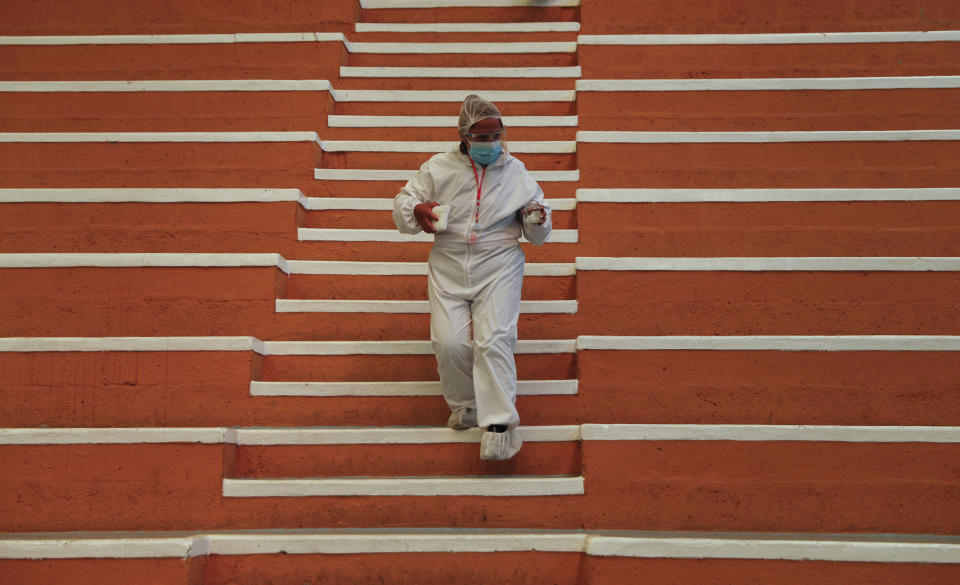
468,140,502,166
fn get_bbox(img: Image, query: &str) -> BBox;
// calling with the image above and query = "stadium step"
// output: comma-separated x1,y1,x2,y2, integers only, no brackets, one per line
577,77,960,132
576,189,960,257
358,2,581,26
578,0,960,34
226,425,581,477
2,423,957,533
577,131,960,189
4,0,960,580
2,530,959,585
578,33,960,79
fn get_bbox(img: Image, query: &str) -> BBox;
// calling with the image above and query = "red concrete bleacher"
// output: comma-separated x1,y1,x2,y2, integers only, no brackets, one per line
2,0,959,583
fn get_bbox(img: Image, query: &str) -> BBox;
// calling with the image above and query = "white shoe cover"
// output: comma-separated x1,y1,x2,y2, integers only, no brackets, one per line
480,428,523,461
446,407,477,430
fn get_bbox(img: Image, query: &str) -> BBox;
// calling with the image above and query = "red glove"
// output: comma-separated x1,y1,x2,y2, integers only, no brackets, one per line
414,202,439,233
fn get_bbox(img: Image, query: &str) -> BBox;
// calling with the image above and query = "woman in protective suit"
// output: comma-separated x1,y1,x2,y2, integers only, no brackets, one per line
393,94,551,460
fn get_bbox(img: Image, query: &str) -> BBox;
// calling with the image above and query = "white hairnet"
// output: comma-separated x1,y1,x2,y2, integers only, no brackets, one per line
458,94,502,136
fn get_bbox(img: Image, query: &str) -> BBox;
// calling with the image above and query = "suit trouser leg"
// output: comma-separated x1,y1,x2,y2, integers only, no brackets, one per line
429,272,476,413
471,246,523,429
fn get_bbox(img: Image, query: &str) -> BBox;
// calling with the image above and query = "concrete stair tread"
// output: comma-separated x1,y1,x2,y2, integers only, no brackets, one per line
221,475,586,497
251,379,578,397
4,528,958,559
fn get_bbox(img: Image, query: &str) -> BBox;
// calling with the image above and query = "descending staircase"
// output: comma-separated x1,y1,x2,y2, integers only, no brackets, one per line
2,0,960,584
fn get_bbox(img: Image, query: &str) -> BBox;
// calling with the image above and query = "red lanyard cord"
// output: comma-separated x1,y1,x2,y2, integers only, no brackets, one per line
470,159,486,226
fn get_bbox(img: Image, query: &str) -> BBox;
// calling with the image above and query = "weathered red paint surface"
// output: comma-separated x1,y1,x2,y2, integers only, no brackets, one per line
262,354,577,383
582,441,960,533
284,274,575,301
334,101,576,117
0,91,334,133
203,552,583,585
0,350,579,428
0,0,359,34
301,208,577,230
0,558,204,585
306,178,580,200
579,43,960,80
334,77,578,92
0,267,281,337
0,351,256,427
0,444,225,531
577,349,960,425
231,442,581,478
580,0,960,34
360,7,579,24
578,142,960,189
0,265,581,340
0,202,299,254
325,151,577,171
1,443,588,531
577,201,960,257
0,203,572,262
348,52,577,68
0,142,320,189
585,557,960,585
577,270,960,335
1,43,345,82
3,440,956,533
578,89,960,132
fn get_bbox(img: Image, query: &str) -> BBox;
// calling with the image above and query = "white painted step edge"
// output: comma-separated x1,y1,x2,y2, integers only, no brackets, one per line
578,31,960,45
0,188,304,203
297,227,580,243
360,0,581,8
356,22,581,33
576,335,960,351
286,260,575,276
0,131,320,143
579,424,960,443
263,339,577,355
3,336,959,354
275,299,577,314
3,531,957,562
21,28,949,46
4,425,957,446
0,33,343,45
0,338,576,355
347,41,577,53
249,379,579,397
0,34,578,53
327,115,578,127
575,257,960,272
221,476,584,497
577,130,960,143
585,535,960,564
340,66,582,78
575,188,960,202
577,76,960,92
0,253,291,273
300,197,577,211
330,89,576,102
0,80,335,92
0,425,581,445
207,530,586,555
229,425,581,444
314,168,580,181
0,82,576,102
0,337,268,354
319,140,575,153
2,254,954,273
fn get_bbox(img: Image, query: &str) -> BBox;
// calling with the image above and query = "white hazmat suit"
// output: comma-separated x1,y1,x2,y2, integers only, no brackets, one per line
392,96,552,460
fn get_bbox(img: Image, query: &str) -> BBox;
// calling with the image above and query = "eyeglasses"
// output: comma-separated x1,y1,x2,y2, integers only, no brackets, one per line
465,131,504,142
